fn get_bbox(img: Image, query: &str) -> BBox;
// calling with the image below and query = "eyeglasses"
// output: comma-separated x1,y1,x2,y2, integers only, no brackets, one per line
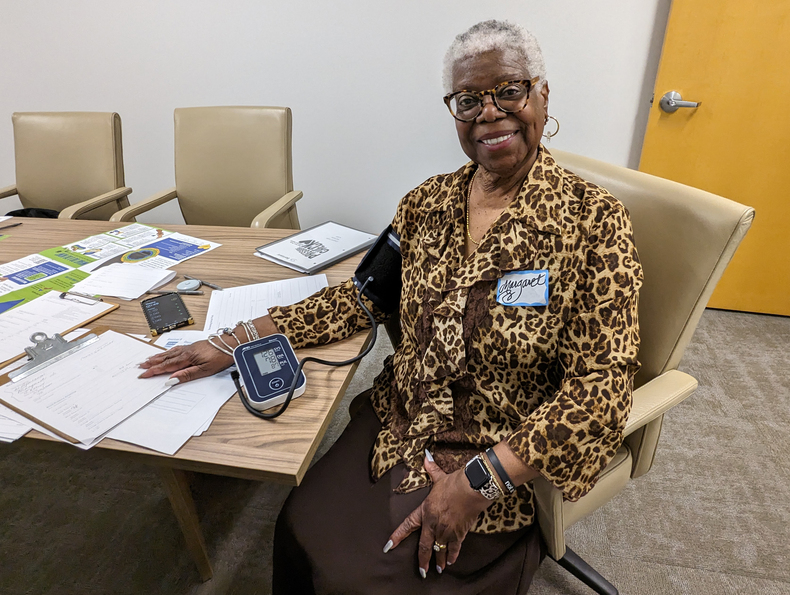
444,77,541,122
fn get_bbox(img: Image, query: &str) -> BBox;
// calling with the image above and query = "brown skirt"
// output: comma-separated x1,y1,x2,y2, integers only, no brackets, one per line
273,395,544,595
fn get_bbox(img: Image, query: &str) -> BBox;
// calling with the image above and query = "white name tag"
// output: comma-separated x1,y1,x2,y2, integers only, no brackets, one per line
496,270,549,306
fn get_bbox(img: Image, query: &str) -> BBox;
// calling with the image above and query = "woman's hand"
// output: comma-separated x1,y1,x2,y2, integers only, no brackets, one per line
384,450,491,578
138,340,234,384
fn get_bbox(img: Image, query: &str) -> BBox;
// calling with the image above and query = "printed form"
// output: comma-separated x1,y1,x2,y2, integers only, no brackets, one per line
0,331,170,444
203,275,328,331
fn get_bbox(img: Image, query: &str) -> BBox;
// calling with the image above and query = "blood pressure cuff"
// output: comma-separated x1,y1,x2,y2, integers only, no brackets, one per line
353,225,402,314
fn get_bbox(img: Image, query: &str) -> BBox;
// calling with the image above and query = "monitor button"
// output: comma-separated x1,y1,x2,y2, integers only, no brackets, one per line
269,377,285,390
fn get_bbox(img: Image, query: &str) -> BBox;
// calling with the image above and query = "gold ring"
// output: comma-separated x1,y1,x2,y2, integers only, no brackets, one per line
433,542,447,552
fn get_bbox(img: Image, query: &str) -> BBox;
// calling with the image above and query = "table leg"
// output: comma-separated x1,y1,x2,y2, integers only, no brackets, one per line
158,467,213,581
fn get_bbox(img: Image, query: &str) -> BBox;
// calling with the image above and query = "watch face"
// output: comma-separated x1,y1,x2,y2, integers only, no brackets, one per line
465,458,489,490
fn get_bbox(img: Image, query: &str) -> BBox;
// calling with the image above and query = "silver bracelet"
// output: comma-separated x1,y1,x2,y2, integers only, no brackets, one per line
235,321,252,342
241,320,260,341
221,327,243,347
215,331,237,353
207,334,233,356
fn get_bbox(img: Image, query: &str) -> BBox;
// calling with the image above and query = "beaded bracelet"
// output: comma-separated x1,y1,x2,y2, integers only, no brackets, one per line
239,320,260,341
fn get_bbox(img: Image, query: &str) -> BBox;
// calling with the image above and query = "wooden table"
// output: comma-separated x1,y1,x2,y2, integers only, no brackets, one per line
0,218,372,580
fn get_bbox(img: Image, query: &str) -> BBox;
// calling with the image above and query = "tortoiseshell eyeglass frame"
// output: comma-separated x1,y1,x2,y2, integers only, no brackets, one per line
443,77,541,122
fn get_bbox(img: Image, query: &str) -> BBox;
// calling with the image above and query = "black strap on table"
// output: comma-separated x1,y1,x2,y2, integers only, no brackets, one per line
485,447,516,493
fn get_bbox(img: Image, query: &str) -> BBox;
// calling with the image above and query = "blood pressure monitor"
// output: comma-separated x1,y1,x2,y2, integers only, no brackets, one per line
233,334,306,410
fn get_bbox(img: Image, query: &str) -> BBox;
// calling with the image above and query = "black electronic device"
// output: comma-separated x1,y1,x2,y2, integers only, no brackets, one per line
464,456,491,490
140,292,194,336
234,334,306,410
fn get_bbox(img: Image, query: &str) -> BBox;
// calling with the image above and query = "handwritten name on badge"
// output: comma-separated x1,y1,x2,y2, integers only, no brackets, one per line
496,270,549,307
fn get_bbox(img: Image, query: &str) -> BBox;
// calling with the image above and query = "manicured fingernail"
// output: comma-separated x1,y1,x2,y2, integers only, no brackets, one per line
436,565,442,574
419,567,427,579
447,560,453,566
165,378,180,387
383,540,393,553
424,449,434,463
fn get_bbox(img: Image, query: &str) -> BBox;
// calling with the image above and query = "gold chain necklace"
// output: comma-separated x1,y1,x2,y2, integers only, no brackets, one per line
465,169,480,245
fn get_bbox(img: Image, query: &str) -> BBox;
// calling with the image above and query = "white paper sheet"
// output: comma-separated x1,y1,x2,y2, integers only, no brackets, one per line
0,414,30,441
0,292,116,364
0,331,171,444
0,401,104,449
154,330,211,349
203,275,328,332
70,263,176,300
107,370,236,455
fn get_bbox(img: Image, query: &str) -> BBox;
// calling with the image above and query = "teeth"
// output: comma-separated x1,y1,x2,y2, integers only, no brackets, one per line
481,133,515,145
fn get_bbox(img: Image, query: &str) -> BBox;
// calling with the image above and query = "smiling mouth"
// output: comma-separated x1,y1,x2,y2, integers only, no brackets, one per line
479,132,516,146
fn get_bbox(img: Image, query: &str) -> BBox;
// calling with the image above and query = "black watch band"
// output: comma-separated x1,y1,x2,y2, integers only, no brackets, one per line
485,447,516,494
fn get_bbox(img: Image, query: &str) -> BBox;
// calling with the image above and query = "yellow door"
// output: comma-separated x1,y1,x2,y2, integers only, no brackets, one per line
640,0,790,315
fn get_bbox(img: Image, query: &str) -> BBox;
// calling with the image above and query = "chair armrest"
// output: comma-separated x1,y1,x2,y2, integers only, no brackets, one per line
58,187,133,220
0,184,18,199
623,370,698,437
250,190,303,228
109,187,178,223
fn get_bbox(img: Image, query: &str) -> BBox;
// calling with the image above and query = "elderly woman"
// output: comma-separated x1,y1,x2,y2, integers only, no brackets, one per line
140,19,641,594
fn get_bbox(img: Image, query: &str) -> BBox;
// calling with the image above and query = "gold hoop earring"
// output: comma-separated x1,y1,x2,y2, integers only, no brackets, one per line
543,115,560,139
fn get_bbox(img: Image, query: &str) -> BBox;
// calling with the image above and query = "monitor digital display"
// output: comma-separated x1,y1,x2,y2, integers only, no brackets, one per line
253,348,282,375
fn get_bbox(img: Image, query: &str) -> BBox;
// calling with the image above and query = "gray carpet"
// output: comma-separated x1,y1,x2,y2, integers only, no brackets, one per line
1,309,788,595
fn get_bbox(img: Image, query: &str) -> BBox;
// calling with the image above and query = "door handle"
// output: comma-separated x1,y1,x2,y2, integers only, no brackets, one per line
659,91,702,113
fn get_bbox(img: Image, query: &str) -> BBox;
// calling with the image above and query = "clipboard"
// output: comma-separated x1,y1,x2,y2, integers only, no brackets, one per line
0,292,119,369
0,327,167,445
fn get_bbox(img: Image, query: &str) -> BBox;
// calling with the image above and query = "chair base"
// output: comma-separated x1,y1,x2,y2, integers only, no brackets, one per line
551,547,618,595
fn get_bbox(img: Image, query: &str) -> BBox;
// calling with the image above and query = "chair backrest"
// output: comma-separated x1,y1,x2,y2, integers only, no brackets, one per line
551,149,754,387
173,106,295,227
13,112,126,220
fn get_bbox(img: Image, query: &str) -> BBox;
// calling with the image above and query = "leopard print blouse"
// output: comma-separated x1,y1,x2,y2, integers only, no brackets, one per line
269,147,642,534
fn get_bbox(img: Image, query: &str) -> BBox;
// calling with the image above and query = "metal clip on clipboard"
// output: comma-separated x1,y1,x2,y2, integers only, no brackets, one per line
9,332,99,383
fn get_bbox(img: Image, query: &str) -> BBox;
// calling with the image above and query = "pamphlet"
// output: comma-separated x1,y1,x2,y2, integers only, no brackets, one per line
0,223,221,313
255,221,376,274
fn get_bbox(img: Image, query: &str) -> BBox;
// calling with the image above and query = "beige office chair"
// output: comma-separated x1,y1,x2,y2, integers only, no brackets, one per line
0,112,132,220
531,149,754,594
110,106,302,229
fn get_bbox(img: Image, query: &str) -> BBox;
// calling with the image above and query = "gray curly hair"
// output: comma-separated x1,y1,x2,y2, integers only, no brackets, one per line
442,20,547,94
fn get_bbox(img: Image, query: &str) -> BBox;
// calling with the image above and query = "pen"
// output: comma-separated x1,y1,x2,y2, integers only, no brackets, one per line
0,222,22,231
183,274,223,291
146,290,204,296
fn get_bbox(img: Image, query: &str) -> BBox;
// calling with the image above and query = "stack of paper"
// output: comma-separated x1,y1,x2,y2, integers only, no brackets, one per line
0,416,30,442
107,371,236,455
70,263,176,300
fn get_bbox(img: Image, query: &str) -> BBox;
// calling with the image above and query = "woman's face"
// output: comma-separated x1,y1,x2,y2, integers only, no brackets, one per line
451,48,549,179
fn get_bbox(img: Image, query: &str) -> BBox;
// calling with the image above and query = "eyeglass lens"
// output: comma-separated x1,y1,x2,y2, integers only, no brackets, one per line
449,81,530,121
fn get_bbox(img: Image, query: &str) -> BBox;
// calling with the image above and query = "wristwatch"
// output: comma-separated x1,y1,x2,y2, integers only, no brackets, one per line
464,455,502,500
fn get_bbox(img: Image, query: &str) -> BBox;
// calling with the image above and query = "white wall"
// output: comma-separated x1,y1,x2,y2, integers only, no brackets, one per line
0,0,670,233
